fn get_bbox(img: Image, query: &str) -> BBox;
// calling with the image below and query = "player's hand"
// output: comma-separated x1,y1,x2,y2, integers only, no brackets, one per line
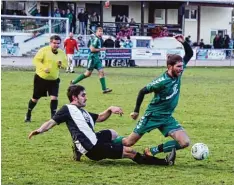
130,112,139,120
28,130,40,139
174,34,184,43
100,47,106,51
57,61,62,68
44,68,50,73
110,106,124,116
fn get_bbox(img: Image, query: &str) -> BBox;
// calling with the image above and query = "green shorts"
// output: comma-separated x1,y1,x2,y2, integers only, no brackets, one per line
133,113,183,137
87,55,103,71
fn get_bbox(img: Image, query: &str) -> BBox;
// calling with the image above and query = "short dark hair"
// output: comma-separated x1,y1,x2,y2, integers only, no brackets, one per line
67,85,85,102
96,27,103,31
50,35,61,42
167,54,183,66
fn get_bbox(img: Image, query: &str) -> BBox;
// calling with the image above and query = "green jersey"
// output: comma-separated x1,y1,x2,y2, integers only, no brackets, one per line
90,36,101,58
146,72,182,115
145,55,191,116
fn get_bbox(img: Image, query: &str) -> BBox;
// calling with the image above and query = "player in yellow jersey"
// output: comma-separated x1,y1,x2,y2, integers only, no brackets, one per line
25,35,67,122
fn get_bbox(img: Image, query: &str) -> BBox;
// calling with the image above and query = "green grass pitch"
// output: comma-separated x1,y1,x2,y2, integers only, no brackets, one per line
2,67,234,185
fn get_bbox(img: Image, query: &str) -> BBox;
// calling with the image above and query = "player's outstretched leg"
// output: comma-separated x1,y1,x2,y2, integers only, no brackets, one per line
133,148,176,166
144,140,182,156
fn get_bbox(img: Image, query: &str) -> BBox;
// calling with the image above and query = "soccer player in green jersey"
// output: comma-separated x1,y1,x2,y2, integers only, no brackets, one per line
71,27,112,94
113,35,193,158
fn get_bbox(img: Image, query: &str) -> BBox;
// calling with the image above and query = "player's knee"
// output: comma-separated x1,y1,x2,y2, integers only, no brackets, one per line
31,98,38,103
180,138,190,148
85,72,91,77
109,129,118,140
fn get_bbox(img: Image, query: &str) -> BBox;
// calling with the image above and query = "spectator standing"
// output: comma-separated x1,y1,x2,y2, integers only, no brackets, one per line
213,34,223,49
54,9,61,33
129,18,137,36
90,12,99,32
185,35,192,45
199,39,204,49
84,10,89,34
76,35,86,67
123,36,135,67
113,37,121,66
71,10,77,34
78,9,85,35
64,32,78,73
67,9,73,33
115,15,121,35
103,36,114,67
224,34,230,58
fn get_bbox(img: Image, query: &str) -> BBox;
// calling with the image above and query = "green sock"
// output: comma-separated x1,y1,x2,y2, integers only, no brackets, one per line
72,74,86,84
163,140,181,153
150,140,182,155
99,77,107,91
112,136,124,144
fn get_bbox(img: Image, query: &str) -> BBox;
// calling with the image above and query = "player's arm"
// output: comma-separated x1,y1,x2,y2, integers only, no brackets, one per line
89,45,105,53
28,119,57,139
131,87,150,120
75,40,78,51
57,52,68,69
175,35,193,65
64,40,66,49
33,49,47,71
89,38,105,53
96,106,124,122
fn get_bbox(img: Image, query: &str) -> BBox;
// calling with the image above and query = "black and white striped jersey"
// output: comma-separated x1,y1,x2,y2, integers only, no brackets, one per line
53,104,99,154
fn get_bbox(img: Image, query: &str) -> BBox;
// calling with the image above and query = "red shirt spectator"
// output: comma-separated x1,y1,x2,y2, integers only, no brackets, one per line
64,34,78,54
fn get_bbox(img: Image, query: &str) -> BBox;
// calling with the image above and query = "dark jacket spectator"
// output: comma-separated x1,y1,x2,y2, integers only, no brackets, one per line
224,35,230,49
78,11,86,22
185,35,191,45
115,38,121,48
199,39,205,49
115,15,121,23
61,10,66,17
103,37,114,48
213,35,223,49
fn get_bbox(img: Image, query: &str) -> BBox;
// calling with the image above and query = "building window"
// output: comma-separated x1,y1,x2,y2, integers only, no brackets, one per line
112,5,129,17
155,9,163,19
191,10,197,19
185,9,190,19
185,7,197,20
5,1,25,15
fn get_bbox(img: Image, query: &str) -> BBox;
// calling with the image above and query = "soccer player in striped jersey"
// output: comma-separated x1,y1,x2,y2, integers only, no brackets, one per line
28,85,176,166
113,35,194,157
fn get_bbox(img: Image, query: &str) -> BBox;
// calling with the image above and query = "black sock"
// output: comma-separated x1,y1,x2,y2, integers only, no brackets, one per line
27,99,37,117
158,144,164,152
133,152,167,166
50,100,58,118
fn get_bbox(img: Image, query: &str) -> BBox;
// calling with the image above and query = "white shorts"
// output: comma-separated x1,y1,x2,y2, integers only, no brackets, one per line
67,54,74,62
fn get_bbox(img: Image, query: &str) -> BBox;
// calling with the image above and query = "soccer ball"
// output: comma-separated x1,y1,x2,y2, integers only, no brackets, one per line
191,143,209,160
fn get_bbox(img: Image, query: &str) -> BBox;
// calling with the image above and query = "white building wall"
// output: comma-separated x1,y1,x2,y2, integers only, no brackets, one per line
102,1,149,23
184,5,198,43
167,9,178,24
184,21,197,42
200,6,232,44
